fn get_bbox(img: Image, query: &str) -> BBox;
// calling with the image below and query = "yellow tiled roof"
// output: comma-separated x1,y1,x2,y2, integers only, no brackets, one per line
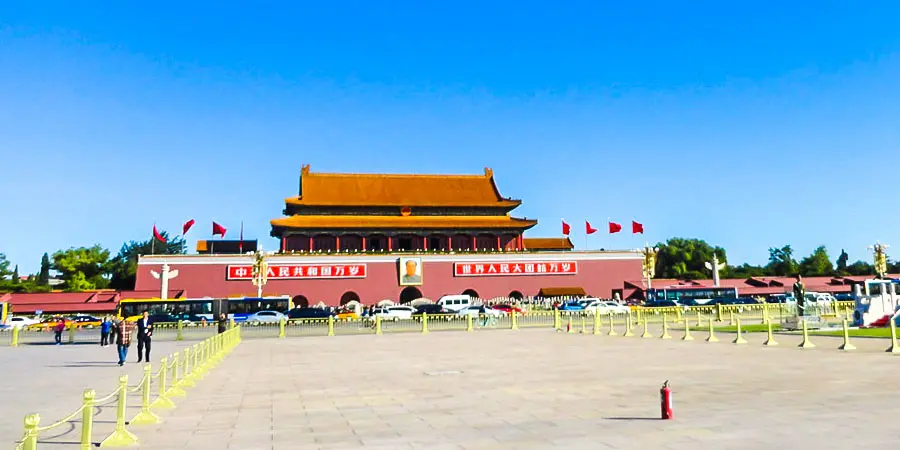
270,215,537,230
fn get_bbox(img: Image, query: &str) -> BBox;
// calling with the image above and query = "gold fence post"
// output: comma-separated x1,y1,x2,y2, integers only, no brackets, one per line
733,318,747,344
592,311,600,335
716,304,722,322
798,319,815,349
607,313,618,336
511,311,518,330
641,316,652,338
99,375,139,447
623,314,635,337
229,316,236,329
421,313,429,334
151,357,175,409
580,314,586,333
80,389,94,450
660,313,672,339
466,313,473,332
682,317,694,341
327,315,335,337
696,311,702,327
838,318,855,351
130,365,161,425
279,317,286,338
763,319,778,346
191,344,206,378
11,326,19,347
729,310,735,326
167,353,186,397
68,323,76,344
179,348,196,388
176,320,183,341
375,315,382,335
21,414,40,450
553,309,560,330
887,318,899,354
706,317,718,342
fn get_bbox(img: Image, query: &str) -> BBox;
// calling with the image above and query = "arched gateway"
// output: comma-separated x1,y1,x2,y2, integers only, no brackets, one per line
399,286,423,304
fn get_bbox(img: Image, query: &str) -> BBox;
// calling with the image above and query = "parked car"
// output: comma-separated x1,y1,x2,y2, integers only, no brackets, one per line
490,304,524,314
5,316,38,329
412,304,447,316
246,311,285,323
71,315,102,328
287,308,333,319
559,301,586,311
457,305,504,317
834,293,855,302
372,306,416,320
586,301,630,315
28,317,73,331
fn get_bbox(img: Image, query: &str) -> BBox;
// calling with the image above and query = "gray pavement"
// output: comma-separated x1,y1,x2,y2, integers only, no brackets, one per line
120,327,900,450
1,339,194,447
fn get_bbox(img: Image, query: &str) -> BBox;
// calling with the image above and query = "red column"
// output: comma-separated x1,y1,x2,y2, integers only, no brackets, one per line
335,236,341,252
423,235,428,251
496,235,501,250
388,236,393,251
309,236,314,252
448,235,453,251
362,236,367,252
471,235,477,251
281,236,286,252
519,234,524,250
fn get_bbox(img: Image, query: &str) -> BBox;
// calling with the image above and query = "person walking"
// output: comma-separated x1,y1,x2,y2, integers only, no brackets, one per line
136,311,153,362
100,316,112,346
114,319,136,366
53,319,66,345
217,313,228,334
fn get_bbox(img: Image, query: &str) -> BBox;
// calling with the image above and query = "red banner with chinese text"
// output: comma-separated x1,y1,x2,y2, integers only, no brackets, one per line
454,261,577,277
226,264,367,280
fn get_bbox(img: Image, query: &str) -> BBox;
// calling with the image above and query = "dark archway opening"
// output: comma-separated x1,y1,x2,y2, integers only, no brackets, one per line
399,286,423,304
292,295,309,308
340,291,361,305
462,289,480,299
509,290,524,300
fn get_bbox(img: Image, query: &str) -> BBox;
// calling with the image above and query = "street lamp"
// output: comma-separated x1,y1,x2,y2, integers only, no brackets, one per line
251,248,274,298
640,245,659,291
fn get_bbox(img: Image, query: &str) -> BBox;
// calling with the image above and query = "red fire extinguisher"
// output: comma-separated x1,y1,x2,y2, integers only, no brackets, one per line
660,380,673,420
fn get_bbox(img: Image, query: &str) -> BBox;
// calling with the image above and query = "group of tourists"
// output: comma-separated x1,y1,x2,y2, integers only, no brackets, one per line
74,312,231,366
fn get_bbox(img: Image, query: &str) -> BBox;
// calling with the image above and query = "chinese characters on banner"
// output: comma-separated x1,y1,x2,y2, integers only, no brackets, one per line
454,261,577,277
226,264,367,280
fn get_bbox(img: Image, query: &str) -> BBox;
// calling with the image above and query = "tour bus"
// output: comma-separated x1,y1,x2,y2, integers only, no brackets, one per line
117,296,291,322
645,286,739,305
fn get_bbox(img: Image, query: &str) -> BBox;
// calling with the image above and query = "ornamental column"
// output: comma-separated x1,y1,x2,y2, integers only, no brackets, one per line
308,236,314,252
362,236,367,252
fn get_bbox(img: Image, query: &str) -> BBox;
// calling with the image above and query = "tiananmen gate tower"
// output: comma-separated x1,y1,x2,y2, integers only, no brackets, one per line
135,165,642,305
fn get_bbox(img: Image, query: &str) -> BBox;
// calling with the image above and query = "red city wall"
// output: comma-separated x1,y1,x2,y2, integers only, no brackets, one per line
135,253,642,305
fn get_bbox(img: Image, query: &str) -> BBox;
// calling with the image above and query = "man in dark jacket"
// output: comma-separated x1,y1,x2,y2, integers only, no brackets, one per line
217,313,228,334
136,311,153,362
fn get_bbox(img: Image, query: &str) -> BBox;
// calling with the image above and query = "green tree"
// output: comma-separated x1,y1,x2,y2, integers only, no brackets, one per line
767,245,798,276
654,238,727,280
845,260,874,276
11,265,18,283
0,253,10,280
836,249,849,273
109,231,186,290
724,263,771,279
798,246,833,276
51,245,111,291
38,252,51,285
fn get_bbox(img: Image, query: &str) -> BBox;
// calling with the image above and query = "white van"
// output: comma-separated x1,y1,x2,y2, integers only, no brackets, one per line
437,295,472,312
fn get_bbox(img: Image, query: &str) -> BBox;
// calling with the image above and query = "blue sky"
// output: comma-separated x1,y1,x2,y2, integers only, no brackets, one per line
2,1,899,273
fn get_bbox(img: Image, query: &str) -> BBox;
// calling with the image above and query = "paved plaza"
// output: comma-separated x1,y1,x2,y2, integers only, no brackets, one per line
5,328,900,449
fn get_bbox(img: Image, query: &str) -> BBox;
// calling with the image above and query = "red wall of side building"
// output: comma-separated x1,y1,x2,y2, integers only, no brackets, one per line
135,252,642,305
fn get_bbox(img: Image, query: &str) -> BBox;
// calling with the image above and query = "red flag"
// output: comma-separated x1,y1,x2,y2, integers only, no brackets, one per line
561,220,571,236
212,221,227,238
608,222,622,233
632,221,644,234
152,224,167,243
182,219,195,235
585,221,598,234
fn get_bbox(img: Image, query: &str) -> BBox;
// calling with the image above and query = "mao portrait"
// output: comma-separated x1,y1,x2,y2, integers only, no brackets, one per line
399,257,423,286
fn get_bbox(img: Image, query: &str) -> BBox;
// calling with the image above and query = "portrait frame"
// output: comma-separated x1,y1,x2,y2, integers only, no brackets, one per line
398,256,423,286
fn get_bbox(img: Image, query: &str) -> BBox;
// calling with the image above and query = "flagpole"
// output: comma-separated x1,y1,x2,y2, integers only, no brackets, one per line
151,224,156,255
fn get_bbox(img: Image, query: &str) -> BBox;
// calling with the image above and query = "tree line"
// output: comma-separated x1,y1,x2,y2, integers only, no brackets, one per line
1,235,897,293
0,231,185,293
654,238,900,280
